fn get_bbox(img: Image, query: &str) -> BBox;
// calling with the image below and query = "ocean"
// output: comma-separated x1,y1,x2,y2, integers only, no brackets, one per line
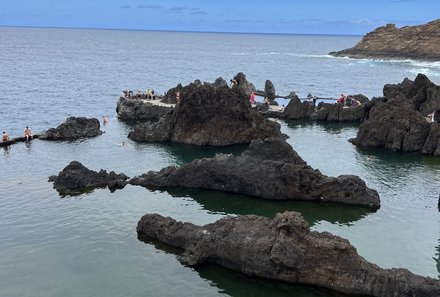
0,27,439,297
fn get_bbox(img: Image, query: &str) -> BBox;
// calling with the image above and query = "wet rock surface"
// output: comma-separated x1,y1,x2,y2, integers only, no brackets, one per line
137,211,440,297
130,138,380,209
49,161,129,195
329,20,440,61
128,76,283,146
350,74,440,155
39,117,102,140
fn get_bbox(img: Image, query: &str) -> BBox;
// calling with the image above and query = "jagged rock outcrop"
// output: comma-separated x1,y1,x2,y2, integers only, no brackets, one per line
137,211,440,297
39,117,102,140
329,20,440,61
130,138,380,208
128,76,283,146
350,74,440,155
48,161,129,195
162,83,183,104
116,97,172,122
280,94,369,122
264,80,276,100
233,72,256,97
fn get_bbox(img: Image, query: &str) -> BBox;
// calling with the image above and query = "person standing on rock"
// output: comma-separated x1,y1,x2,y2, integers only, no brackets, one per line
337,94,347,106
175,91,181,104
24,126,32,141
250,92,256,106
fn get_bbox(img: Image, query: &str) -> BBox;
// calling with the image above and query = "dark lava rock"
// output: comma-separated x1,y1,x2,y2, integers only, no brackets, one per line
162,83,183,104
329,20,440,61
39,117,102,140
128,77,282,146
48,161,129,195
137,211,440,297
130,138,380,209
350,74,440,155
233,72,256,97
282,97,367,122
264,79,276,100
116,97,173,122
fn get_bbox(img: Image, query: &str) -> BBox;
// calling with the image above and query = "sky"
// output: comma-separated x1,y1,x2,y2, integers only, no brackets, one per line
0,0,439,35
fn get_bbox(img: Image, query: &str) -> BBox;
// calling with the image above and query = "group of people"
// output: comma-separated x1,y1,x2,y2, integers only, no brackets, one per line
337,94,361,107
123,89,156,99
1,126,33,143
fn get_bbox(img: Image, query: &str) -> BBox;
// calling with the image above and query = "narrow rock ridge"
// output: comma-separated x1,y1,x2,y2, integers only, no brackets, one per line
130,138,380,209
137,211,440,297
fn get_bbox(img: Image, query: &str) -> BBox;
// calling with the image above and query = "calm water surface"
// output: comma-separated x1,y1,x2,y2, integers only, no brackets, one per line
1,27,440,297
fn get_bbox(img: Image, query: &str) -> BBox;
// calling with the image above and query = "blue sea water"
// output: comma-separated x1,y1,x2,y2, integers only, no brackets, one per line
0,27,440,297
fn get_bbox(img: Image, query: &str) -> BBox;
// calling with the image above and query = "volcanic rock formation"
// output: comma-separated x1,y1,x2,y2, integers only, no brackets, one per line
128,76,283,146
130,138,380,209
350,74,440,155
116,97,172,122
280,94,369,122
329,20,440,61
49,161,129,195
137,211,440,297
39,117,102,140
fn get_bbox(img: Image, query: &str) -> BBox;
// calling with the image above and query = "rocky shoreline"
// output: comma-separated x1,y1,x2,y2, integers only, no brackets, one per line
329,20,440,61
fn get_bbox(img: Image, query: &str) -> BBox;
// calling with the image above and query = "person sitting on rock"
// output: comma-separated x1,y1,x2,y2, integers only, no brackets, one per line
24,126,32,141
351,98,361,107
2,131,9,142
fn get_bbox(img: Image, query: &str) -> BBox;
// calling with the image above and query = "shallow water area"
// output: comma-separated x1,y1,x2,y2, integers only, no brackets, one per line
1,27,440,297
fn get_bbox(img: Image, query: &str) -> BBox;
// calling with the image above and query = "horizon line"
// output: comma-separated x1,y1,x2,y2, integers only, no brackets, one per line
0,24,363,37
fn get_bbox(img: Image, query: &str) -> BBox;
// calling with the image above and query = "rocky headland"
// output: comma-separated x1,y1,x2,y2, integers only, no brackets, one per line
128,74,282,146
137,211,440,297
350,74,440,155
39,117,102,140
130,138,380,209
329,20,440,61
48,161,129,195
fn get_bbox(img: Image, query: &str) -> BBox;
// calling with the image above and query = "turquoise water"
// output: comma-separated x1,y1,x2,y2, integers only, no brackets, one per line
1,27,440,297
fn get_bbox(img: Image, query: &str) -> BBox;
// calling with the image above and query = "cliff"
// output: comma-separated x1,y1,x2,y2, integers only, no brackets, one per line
329,20,440,61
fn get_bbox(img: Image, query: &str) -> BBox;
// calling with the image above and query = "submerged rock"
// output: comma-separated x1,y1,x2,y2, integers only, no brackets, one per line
329,20,440,61
137,211,440,297
350,74,440,155
130,138,380,209
39,117,102,140
116,97,172,122
48,161,129,195
128,75,283,146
